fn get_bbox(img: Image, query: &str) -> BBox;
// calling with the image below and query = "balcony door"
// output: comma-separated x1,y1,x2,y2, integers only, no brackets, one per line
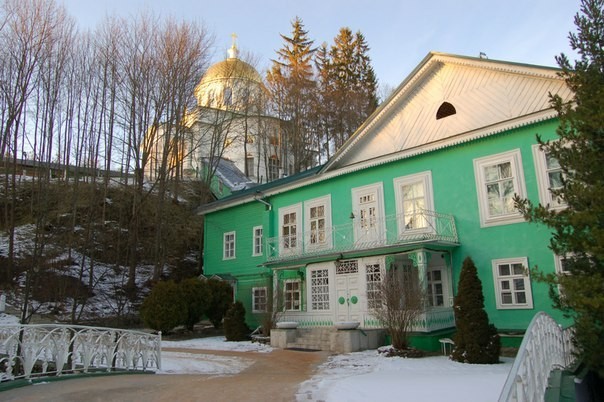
352,183,385,248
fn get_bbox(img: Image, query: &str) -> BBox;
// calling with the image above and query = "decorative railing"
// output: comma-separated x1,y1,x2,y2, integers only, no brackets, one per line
498,312,575,402
266,210,458,262
0,324,161,382
278,308,455,333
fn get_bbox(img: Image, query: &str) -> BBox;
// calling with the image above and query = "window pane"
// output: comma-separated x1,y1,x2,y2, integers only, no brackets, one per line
485,165,499,182
512,263,525,275
499,162,512,178
513,278,525,291
548,172,563,189
516,292,527,304
432,270,441,281
501,292,513,304
501,279,510,290
499,264,511,276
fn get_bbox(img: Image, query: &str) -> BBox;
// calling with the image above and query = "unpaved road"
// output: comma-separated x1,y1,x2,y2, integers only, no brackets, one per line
0,347,329,402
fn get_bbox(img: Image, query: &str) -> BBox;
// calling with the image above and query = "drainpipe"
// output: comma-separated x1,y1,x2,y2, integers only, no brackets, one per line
254,192,272,211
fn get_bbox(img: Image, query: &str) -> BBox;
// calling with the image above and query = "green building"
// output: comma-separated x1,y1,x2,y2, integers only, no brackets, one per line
199,52,572,350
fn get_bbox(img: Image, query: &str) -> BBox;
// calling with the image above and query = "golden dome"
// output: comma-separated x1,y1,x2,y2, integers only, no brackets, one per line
199,57,263,86
194,38,264,108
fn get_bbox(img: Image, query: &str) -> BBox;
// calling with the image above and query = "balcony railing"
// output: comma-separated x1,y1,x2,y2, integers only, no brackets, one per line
266,209,458,262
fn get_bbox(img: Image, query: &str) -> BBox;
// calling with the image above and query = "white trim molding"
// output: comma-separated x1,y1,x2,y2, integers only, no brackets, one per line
492,257,533,309
474,149,527,227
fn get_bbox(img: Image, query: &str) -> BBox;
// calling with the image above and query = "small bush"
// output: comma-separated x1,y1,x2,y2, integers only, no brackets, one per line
224,301,249,341
140,280,187,333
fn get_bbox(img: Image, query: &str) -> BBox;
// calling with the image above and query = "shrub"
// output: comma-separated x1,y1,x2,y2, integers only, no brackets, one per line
451,257,500,364
224,301,249,341
140,280,187,333
179,278,210,331
205,278,233,328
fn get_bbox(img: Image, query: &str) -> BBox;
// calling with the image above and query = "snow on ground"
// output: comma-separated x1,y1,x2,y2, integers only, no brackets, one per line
162,336,273,353
296,350,513,402
0,312,19,325
1,313,512,401
161,336,513,402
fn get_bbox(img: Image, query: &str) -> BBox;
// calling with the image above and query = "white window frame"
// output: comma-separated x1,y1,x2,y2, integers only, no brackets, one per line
427,266,446,307
532,144,565,209
223,231,236,260
351,182,385,244
252,226,263,256
308,266,331,311
284,279,302,311
393,171,434,236
304,195,332,251
474,149,527,227
252,287,268,313
365,261,383,310
492,257,533,309
278,204,302,255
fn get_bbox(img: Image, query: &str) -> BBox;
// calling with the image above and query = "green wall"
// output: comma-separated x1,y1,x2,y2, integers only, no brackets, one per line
204,119,569,330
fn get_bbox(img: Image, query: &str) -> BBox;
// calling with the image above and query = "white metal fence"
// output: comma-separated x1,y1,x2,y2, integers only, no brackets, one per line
498,312,574,402
0,324,161,381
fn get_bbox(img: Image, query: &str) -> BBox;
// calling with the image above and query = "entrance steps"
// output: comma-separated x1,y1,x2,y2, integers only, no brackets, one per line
285,328,333,351
271,327,385,353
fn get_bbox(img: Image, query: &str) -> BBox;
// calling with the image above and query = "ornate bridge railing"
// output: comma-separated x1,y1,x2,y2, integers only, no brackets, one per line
498,312,574,402
0,324,161,382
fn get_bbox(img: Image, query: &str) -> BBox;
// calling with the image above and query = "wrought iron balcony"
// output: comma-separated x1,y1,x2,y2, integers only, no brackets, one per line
266,209,458,263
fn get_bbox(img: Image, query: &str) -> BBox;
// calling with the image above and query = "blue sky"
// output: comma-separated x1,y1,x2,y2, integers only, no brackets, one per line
61,0,580,90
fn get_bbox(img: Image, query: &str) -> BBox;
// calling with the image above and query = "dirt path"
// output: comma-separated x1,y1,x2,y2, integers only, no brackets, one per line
0,348,328,402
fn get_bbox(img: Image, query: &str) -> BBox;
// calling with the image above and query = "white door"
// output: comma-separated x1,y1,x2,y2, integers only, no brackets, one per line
335,265,362,322
352,184,384,247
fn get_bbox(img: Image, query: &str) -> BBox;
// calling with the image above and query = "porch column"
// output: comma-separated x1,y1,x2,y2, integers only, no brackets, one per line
272,270,279,314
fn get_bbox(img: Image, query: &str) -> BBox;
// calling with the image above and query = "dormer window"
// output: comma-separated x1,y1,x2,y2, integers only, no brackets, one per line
436,102,456,120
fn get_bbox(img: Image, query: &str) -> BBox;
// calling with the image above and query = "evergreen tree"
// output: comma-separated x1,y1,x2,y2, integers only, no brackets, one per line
267,17,317,174
205,278,234,328
515,0,604,376
224,301,249,341
451,257,500,364
179,278,210,331
316,28,378,153
140,280,187,334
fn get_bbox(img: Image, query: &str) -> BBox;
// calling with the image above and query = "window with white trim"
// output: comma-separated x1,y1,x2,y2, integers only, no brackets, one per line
474,150,527,227
252,287,267,313
427,268,445,307
394,171,434,234
532,144,565,208
284,280,301,311
252,226,263,256
365,263,383,309
279,204,301,254
305,196,332,250
310,268,330,311
223,231,235,260
492,257,533,309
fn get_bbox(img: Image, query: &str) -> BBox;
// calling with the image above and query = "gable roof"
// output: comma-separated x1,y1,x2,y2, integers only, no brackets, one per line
199,52,573,214
322,52,572,172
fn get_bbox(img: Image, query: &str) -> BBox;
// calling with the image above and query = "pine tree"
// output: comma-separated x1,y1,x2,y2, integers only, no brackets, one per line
266,17,317,174
316,28,378,153
514,0,604,376
451,257,500,364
